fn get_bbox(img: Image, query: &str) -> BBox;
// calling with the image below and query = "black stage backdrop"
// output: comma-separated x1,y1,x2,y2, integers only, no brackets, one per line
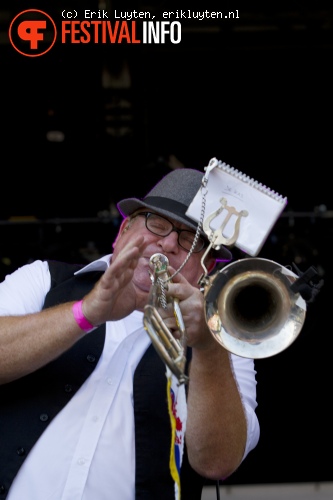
1,0,332,486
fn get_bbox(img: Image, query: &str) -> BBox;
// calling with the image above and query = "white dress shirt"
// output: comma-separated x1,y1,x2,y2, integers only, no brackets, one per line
0,257,260,500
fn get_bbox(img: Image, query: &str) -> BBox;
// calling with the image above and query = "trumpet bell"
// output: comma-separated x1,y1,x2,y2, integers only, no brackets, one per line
204,258,307,359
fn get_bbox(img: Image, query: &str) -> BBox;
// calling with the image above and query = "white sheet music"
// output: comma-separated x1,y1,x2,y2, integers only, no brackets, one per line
186,158,288,256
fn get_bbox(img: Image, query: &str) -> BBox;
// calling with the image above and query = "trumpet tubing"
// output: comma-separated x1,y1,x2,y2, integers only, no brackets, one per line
143,253,189,384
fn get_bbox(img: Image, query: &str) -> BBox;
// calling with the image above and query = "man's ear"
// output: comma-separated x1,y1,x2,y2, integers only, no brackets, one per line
112,218,131,249
119,218,131,235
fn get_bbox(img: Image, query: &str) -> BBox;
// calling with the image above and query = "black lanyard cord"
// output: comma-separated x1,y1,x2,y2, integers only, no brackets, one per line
215,480,221,500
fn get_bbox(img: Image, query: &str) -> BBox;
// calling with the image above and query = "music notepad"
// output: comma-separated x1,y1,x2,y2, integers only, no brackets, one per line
186,159,288,256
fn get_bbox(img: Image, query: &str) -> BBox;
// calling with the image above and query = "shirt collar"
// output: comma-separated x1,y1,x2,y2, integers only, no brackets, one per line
74,254,112,275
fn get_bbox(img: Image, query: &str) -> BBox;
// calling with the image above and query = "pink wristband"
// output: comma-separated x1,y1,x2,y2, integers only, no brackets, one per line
72,300,97,333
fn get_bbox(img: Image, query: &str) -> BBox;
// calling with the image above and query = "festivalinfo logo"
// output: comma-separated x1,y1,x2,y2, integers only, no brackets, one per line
9,10,57,57
8,8,184,57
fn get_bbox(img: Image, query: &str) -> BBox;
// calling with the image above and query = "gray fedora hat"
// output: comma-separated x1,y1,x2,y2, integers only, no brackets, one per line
117,168,232,261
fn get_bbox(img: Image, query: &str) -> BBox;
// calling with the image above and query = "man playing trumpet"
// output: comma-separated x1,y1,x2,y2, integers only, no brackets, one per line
0,168,259,500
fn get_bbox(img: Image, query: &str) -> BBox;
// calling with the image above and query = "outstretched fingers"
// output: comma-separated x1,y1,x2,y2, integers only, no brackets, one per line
83,235,145,323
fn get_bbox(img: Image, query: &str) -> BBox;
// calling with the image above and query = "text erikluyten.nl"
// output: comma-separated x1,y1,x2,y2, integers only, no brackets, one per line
160,10,239,20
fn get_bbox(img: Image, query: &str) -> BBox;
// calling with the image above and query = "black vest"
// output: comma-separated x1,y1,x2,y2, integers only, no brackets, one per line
0,260,205,499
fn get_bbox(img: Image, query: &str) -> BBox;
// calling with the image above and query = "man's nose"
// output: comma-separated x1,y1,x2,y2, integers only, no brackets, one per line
158,230,179,251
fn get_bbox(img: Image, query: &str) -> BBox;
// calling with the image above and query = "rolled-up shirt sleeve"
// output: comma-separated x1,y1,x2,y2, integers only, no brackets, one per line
0,260,51,315
230,354,260,461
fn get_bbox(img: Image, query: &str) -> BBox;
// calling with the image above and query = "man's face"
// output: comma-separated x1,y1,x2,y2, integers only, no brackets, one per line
112,211,215,302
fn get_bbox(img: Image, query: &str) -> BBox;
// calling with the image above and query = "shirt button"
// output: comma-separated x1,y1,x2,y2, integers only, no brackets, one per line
107,378,113,385
77,458,86,466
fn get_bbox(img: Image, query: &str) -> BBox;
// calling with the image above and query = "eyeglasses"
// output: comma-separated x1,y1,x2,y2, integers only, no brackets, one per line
136,212,206,253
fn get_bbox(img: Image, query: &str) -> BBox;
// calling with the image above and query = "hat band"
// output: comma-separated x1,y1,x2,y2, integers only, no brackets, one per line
143,196,189,217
